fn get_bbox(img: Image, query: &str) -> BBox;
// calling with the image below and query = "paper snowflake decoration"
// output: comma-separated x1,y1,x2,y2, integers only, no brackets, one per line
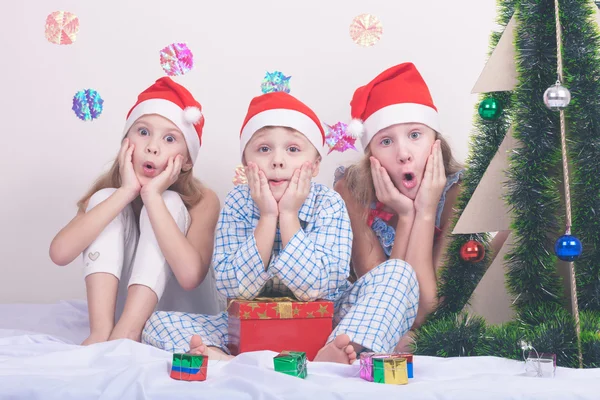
232,165,247,185
349,14,383,47
72,89,104,121
261,71,291,94
45,11,80,45
325,122,357,154
160,43,194,76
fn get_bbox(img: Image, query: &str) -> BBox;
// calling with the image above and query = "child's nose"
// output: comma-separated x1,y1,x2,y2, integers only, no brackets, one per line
146,145,158,155
397,152,412,163
271,151,285,168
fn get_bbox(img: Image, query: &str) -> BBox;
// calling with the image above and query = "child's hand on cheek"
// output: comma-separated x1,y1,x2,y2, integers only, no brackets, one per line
414,140,446,217
140,155,184,202
278,161,312,217
370,157,414,217
119,138,142,199
246,162,279,218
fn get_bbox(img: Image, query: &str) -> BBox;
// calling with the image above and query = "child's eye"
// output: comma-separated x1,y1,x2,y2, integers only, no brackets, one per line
409,131,421,139
139,128,149,136
288,146,300,153
165,135,176,143
259,146,270,153
380,138,392,146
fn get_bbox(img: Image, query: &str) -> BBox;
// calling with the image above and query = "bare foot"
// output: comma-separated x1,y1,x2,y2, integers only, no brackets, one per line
188,335,233,361
188,335,209,355
108,326,141,342
81,331,111,346
313,334,357,364
394,331,415,353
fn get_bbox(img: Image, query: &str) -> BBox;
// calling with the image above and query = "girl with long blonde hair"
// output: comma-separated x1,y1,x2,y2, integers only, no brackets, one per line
333,63,464,353
50,77,221,345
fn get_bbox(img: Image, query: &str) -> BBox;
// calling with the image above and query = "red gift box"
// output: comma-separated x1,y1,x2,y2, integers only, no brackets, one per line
227,297,334,361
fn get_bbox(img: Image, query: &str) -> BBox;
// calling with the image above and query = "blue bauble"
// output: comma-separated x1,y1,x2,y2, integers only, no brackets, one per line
554,234,582,261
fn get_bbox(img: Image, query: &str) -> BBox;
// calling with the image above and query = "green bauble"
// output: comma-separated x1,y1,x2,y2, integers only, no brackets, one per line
478,97,502,120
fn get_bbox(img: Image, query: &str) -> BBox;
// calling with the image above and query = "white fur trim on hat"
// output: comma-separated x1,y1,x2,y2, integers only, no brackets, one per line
123,98,201,164
361,103,441,149
240,108,326,158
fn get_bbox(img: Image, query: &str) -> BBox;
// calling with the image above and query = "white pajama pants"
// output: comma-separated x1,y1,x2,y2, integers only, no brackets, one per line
83,188,225,320
142,259,419,354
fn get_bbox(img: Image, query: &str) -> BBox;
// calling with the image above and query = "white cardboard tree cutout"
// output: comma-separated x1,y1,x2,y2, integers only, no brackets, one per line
456,127,518,323
471,16,518,94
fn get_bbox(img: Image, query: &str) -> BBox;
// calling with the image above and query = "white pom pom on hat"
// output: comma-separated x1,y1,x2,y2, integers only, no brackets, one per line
183,106,203,125
346,118,364,139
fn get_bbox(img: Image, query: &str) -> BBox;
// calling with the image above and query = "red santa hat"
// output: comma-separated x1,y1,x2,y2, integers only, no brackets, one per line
347,62,441,150
240,92,326,158
123,77,204,164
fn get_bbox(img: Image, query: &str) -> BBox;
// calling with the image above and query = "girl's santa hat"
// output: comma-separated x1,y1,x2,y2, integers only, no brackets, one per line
123,77,204,164
348,62,441,150
240,92,326,158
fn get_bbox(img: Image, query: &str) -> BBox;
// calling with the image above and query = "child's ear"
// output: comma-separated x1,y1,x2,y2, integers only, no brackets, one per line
311,156,321,178
182,159,193,172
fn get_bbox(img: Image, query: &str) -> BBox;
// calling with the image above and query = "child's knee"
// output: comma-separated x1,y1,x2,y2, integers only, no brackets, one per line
161,190,186,213
86,188,118,211
373,259,419,292
140,190,188,229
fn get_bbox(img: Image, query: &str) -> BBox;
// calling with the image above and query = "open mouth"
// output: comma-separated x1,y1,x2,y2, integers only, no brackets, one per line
269,179,288,187
402,172,417,189
143,162,157,176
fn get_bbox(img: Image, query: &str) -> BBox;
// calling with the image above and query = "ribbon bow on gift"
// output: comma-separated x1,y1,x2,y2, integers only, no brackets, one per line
227,296,296,319
367,202,395,226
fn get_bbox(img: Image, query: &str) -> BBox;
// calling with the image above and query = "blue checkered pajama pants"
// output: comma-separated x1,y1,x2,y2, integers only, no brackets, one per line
142,259,419,354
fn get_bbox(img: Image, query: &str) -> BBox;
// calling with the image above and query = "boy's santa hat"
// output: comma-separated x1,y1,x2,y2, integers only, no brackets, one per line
123,76,204,164
348,62,441,150
240,92,326,158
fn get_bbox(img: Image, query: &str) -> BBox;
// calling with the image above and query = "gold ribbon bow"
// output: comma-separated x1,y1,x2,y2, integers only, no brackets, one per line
228,296,297,319
253,297,295,319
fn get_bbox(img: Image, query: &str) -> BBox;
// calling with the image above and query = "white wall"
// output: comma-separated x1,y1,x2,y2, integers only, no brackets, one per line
0,0,499,303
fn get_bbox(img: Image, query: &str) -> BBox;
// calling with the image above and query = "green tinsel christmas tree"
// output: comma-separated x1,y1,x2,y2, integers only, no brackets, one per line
415,0,600,368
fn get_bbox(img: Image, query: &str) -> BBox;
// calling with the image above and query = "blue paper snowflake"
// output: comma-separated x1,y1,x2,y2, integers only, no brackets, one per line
261,71,291,94
72,89,104,121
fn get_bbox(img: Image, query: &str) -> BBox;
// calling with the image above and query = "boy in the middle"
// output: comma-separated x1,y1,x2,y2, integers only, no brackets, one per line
142,91,357,364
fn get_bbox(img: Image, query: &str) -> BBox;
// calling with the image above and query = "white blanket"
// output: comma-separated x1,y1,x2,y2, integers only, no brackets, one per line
0,300,599,400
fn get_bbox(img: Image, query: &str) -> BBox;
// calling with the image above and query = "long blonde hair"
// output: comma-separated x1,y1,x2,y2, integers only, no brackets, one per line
344,132,462,208
77,150,205,212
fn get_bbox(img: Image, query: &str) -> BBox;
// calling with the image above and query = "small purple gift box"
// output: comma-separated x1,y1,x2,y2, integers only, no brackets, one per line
359,352,376,381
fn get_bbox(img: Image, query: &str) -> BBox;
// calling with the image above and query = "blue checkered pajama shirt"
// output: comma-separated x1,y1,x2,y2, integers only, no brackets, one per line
142,183,419,354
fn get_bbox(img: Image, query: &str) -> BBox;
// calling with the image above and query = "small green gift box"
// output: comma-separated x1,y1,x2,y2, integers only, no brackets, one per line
170,353,208,381
273,351,307,378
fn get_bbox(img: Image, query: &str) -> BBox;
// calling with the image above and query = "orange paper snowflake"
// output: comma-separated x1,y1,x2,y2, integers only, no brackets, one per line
232,165,247,185
349,14,383,47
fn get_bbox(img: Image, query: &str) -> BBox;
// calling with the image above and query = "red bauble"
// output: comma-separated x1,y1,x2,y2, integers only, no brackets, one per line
460,240,485,262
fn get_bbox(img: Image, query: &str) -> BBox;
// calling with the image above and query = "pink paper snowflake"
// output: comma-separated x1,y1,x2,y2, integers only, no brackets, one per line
325,122,357,154
160,43,194,76
45,11,79,45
